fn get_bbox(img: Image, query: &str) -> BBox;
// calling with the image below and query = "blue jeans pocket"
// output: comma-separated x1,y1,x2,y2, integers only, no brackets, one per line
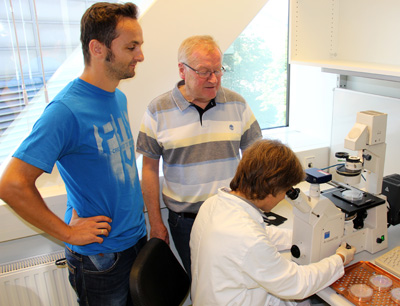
66,261,77,292
88,253,117,272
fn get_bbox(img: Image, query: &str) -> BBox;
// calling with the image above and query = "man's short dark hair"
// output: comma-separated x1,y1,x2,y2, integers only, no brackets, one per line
80,2,139,65
230,139,305,200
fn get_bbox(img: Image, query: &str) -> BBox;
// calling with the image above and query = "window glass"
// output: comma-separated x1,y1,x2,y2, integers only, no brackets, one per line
222,0,289,130
1,0,27,164
0,0,154,166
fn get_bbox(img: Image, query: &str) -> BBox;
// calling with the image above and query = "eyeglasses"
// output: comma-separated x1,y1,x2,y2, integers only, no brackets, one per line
182,62,226,79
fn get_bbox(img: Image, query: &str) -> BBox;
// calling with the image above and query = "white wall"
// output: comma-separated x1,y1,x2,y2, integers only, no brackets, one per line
119,0,270,141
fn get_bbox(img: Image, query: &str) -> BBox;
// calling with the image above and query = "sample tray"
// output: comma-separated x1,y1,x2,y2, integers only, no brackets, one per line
331,261,400,305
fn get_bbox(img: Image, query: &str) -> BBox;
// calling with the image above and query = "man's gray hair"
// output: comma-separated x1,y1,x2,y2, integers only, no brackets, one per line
178,35,222,64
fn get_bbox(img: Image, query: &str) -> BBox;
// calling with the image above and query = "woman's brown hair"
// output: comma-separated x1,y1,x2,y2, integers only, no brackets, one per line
230,139,305,200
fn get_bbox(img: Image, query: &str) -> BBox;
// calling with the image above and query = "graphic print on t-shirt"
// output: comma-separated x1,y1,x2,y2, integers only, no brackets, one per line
93,112,137,187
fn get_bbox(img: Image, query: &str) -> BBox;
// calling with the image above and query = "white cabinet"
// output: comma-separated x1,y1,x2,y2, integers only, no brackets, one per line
289,0,400,80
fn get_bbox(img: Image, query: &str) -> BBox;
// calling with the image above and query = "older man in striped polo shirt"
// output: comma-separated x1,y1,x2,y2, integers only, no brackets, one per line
137,35,262,280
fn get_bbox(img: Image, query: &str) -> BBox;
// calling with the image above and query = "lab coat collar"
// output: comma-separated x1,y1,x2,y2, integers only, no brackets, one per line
219,187,265,225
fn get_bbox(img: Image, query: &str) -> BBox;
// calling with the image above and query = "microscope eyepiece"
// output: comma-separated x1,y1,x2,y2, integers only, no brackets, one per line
286,187,300,200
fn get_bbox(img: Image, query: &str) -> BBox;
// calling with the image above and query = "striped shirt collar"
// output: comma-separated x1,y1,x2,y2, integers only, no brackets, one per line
172,80,227,111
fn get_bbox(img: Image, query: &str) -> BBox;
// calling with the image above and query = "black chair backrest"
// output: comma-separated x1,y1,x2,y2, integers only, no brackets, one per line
130,237,190,306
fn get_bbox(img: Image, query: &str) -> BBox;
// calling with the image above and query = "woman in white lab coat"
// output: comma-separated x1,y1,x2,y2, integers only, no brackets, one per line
190,139,356,306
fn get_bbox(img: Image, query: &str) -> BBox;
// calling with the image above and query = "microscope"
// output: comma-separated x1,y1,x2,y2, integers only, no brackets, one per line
338,110,387,195
287,111,388,265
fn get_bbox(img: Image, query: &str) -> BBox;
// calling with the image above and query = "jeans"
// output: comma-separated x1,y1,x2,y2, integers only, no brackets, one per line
65,235,147,306
168,210,195,281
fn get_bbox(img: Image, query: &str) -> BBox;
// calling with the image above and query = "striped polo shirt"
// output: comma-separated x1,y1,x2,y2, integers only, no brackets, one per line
137,81,262,213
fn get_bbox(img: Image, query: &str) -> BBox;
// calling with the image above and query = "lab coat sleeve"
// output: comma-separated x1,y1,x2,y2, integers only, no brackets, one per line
243,235,344,301
265,226,292,251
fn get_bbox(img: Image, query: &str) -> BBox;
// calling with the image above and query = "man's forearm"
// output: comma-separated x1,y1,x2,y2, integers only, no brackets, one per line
141,156,169,242
0,158,71,242
2,182,72,242
142,169,163,226
0,158,111,245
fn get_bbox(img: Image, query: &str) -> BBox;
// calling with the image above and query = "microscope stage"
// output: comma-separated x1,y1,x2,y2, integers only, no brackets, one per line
322,187,385,214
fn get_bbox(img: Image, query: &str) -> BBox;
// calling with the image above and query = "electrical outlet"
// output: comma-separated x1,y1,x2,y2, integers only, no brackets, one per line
304,156,315,168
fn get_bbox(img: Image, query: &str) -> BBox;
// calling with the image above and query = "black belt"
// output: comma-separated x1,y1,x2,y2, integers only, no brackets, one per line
170,210,197,219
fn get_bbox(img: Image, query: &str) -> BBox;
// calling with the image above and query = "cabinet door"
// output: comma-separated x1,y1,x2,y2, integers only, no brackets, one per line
289,0,400,80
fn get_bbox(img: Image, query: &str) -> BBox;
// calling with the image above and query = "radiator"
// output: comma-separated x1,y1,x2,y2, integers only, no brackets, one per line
0,250,78,306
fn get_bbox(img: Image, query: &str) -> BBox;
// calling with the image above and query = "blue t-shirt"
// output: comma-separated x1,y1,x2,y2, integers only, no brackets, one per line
14,78,146,255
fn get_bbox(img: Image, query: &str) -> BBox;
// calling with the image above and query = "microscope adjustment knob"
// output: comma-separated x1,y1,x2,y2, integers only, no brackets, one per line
376,235,385,244
291,245,301,258
363,154,372,161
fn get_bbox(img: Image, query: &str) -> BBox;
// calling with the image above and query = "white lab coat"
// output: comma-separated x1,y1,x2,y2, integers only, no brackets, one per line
190,188,344,306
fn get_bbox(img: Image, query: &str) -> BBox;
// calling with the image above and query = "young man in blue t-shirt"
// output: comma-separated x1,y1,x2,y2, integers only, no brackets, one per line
0,3,146,305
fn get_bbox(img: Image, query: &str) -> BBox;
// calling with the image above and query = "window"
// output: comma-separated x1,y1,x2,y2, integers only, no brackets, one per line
0,0,152,167
222,0,289,130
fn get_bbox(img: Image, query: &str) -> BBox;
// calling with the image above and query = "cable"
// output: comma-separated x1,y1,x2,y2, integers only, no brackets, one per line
320,163,344,171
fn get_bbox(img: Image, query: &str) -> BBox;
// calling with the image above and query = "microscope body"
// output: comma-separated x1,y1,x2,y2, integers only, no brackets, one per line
288,168,388,265
291,190,344,265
